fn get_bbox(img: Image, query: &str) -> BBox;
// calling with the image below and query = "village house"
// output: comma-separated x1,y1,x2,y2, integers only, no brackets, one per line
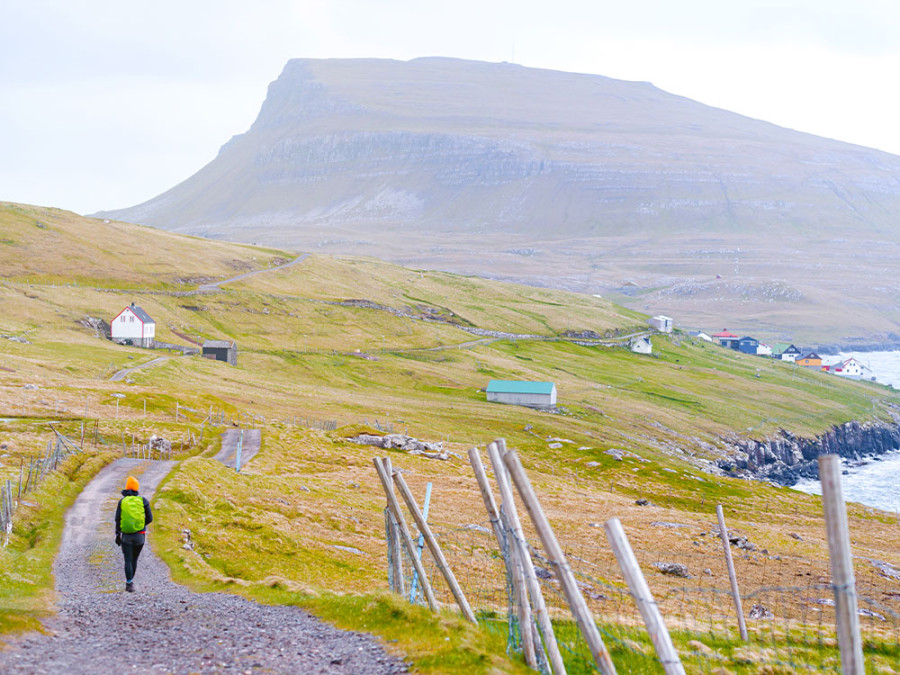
712,329,739,349
823,357,874,381
756,342,772,356
110,303,155,348
736,336,760,355
772,343,802,362
630,336,653,355
647,315,673,333
796,353,823,368
202,340,238,366
687,330,712,342
486,380,557,409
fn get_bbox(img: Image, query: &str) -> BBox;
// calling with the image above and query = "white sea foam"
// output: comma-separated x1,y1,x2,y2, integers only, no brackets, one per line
792,350,900,513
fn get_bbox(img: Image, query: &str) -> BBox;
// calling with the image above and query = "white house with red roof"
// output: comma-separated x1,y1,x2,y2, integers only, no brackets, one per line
824,357,874,381
111,303,156,348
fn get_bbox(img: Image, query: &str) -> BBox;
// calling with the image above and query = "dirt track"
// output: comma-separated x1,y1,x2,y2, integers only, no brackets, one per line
214,428,261,469
0,458,405,674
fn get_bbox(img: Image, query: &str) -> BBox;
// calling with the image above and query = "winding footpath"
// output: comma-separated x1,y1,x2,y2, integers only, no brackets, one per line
0,458,405,674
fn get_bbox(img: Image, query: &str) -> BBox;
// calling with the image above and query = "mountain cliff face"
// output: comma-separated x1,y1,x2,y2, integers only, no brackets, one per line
98,57,900,343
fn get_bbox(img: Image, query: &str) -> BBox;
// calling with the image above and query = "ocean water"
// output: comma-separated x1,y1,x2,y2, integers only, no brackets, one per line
792,350,900,512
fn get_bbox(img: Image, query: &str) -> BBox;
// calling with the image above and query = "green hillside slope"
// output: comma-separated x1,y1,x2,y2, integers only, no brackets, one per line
3,205,900,671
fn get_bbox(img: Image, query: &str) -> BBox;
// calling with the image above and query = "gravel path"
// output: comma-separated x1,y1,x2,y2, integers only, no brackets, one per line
109,356,170,381
0,458,406,674
214,429,261,469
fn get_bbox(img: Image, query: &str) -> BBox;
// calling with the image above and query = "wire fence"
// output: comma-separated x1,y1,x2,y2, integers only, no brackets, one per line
380,455,900,674
0,427,83,546
391,519,900,672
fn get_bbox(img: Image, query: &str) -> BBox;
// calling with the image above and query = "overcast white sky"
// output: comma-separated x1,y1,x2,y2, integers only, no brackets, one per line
3,0,900,215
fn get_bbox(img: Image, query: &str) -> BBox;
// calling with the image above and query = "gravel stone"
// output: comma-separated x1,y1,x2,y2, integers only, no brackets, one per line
0,458,406,674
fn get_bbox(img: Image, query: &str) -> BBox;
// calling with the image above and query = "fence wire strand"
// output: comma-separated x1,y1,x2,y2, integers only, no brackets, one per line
384,511,900,673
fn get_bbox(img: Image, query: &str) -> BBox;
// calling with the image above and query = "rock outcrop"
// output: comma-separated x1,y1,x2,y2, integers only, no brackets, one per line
716,420,900,485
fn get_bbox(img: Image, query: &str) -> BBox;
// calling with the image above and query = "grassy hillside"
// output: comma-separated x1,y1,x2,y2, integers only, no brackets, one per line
0,202,286,289
2,206,900,671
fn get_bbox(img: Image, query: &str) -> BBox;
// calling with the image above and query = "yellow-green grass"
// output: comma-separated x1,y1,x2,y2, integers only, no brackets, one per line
232,254,645,337
0,202,286,289
0,449,115,634
4,203,900,669
149,424,900,672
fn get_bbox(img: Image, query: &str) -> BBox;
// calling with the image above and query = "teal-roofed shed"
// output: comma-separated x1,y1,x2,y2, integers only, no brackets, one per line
486,380,557,409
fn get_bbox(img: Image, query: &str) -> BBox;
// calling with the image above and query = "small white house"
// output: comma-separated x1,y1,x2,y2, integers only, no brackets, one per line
830,357,874,380
756,343,773,356
631,336,652,354
111,303,156,348
486,380,557,409
648,315,673,333
688,330,712,342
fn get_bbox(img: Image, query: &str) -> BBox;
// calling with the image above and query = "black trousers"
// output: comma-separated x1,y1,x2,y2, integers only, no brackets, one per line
122,541,144,582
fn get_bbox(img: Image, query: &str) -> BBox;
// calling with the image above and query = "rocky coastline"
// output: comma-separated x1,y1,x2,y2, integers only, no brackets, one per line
716,418,900,485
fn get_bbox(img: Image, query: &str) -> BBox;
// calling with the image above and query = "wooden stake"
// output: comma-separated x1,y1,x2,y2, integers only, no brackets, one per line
393,471,478,623
383,458,405,596
716,505,748,641
372,457,437,611
605,517,685,674
488,441,566,674
468,447,537,668
819,454,865,674
504,447,616,675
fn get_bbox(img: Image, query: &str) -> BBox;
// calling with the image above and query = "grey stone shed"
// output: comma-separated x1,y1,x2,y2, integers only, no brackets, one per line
202,340,238,366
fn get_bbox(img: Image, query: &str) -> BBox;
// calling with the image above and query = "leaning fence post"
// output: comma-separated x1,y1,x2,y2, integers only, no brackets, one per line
372,457,437,611
393,471,477,624
468,447,538,669
819,454,865,674
409,482,432,603
383,458,405,596
504,447,617,675
716,504,748,641
605,517,685,674
488,441,565,674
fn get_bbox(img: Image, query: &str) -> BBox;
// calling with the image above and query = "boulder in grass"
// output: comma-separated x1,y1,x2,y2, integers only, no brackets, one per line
748,604,774,620
654,562,690,578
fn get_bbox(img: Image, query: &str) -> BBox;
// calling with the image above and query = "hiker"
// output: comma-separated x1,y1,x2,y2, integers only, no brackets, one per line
114,475,153,592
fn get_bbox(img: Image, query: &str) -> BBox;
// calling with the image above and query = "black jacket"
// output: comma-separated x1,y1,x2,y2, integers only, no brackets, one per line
115,489,153,545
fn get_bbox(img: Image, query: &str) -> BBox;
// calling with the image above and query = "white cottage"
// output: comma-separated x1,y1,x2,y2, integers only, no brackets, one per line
648,315,673,333
631,336,652,354
111,303,156,347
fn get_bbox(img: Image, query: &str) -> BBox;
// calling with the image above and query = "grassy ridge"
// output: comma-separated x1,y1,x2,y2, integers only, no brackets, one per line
3,205,900,670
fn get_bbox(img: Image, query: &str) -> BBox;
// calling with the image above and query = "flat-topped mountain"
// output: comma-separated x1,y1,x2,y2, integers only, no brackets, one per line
98,57,900,344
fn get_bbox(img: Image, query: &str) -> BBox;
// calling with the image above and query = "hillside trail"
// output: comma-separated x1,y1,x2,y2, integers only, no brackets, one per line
0,457,405,674
198,253,309,292
109,356,169,382
214,428,261,469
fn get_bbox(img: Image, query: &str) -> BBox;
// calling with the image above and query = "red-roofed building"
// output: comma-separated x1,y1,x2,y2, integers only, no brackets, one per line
712,329,739,349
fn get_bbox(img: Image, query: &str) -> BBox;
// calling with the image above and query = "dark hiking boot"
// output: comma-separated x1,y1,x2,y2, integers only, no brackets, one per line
125,582,135,592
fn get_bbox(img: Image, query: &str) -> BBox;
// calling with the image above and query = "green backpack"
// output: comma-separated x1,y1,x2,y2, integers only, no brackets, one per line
120,495,146,534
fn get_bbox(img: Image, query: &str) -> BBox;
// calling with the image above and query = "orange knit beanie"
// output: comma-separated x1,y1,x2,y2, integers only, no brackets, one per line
125,476,139,491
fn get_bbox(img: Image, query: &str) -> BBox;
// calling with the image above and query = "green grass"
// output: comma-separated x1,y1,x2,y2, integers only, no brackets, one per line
4,204,900,670
0,450,115,635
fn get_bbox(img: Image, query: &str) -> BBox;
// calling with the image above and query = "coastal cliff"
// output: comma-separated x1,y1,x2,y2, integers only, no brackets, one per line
717,418,900,484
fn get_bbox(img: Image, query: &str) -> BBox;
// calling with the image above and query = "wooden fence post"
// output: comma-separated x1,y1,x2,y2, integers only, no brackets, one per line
504,447,617,675
383,458,405,596
716,504,748,641
393,471,477,623
488,441,566,674
604,517,685,674
819,454,865,674
468,448,538,669
372,457,437,612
